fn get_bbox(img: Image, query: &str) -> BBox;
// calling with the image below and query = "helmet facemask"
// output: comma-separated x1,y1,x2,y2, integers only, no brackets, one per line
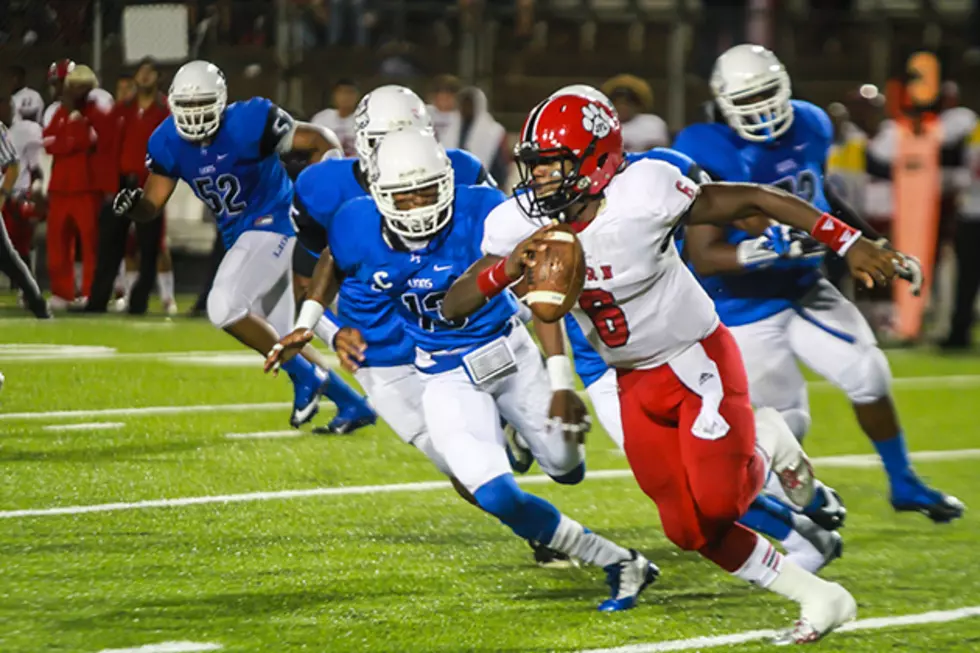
371,166,455,241
714,71,793,142
513,139,604,223
171,91,226,141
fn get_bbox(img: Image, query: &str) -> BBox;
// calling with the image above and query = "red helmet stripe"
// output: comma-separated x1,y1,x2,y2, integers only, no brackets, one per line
522,98,551,143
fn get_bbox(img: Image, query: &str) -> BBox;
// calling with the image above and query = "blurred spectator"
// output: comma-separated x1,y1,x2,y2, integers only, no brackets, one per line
0,118,48,318
115,73,136,105
88,58,172,316
7,66,45,125
43,59,113,128
427,74,461,147
3,90,47,318
456,87,508,184
311,79,360,156
944,123,980,349
601,75,668,152
43,65,118,310
329,0,370,47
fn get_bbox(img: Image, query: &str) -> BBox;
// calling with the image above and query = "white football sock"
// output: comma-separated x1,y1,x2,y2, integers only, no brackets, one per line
124,271,138,296
732,531,784,588
157,271,175,303
547,515,631,568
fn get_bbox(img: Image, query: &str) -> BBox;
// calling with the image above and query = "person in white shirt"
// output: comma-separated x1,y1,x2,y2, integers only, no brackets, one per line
601,74,668,152
0,116,48,318
310,79,360,156
426,74,461,148
7,65,44,125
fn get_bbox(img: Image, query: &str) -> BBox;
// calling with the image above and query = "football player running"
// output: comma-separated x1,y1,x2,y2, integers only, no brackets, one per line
288,85,490,434
673,44,963,523
441,91,904,642
532,86,846,574
267,127,659,612
112,60,373,431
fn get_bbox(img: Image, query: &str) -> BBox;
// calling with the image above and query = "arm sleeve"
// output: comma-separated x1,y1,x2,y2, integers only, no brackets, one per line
258,102,297,158
291,190,329,260
145,130,178,178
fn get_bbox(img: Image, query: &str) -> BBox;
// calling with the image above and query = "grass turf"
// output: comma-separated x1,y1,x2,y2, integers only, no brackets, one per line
1,310,978,652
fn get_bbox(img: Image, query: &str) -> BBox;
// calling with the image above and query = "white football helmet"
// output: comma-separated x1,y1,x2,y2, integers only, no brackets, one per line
551,84,614,115
354,85,432,168
369,128,454,241
710,44,793,142
169,60,228,141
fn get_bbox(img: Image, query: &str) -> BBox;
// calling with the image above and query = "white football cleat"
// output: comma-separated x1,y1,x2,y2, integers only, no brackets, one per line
0,370,5,393
163,299,179,316
773,582,857,645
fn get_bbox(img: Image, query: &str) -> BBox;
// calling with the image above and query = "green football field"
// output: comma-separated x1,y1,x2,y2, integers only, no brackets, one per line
1,305,979,653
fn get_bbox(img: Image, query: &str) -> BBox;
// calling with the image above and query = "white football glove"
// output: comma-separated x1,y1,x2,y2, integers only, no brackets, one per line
112,187,143,217
736,225,806,271
894,251,924,296
874,238,923,297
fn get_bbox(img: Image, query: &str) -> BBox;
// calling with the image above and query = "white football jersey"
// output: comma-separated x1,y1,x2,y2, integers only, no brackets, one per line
310,108,357,156
6,120,43,193
482,158,719,369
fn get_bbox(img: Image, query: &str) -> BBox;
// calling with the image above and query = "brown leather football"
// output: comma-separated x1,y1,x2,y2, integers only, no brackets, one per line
524,224,586,323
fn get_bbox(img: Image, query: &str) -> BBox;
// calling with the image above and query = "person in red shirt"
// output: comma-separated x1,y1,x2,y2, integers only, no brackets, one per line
87,59,171,314
42,64,116,307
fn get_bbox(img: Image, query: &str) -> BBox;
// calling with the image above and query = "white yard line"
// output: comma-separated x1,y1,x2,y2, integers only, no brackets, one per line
97,642,223,653
225,430,304,440
0,402,291,421
42,422,124,432
579,605,980,652
3,449,978,520
2,373,977,423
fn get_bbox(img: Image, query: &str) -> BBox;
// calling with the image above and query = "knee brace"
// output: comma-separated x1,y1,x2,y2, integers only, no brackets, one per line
206,288,249,329
840,346,892,405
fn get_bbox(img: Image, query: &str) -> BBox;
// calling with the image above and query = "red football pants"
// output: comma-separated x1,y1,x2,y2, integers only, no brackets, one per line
617,324,765,572
47,193,100,300
2,207,34,259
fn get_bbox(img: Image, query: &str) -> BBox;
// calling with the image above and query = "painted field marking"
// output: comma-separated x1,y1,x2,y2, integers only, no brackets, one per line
97,641,223,653
42,422,124,432
225,429,304,440
2,373,977,423
3,448,978,520
579,605,980,652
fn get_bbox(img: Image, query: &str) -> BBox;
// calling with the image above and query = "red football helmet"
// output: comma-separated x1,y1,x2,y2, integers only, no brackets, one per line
514,92,624,221
48,59,76,83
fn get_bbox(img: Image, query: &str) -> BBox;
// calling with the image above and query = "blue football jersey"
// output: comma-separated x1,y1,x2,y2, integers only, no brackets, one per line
147,97,295,248
292,149,491,368
672,100,830,326
328,185,515,374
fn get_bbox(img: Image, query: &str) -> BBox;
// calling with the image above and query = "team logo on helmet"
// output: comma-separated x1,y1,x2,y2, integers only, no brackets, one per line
581,103,612,138
354,96,371,130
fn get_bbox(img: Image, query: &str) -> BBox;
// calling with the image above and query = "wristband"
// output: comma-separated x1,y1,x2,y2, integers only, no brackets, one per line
312,309,341,349
546,355,574,392
296,299,325,331
811,213,861,256
476,259,515,299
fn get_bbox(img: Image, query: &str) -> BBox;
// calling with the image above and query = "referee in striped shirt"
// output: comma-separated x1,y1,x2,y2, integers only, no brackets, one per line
0,121,48,317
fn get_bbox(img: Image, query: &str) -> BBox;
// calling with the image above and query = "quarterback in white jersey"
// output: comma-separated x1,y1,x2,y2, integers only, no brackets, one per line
443,90,902,644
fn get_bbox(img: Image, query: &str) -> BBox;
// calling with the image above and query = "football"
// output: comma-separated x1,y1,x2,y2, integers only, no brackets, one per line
523,224,586,323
